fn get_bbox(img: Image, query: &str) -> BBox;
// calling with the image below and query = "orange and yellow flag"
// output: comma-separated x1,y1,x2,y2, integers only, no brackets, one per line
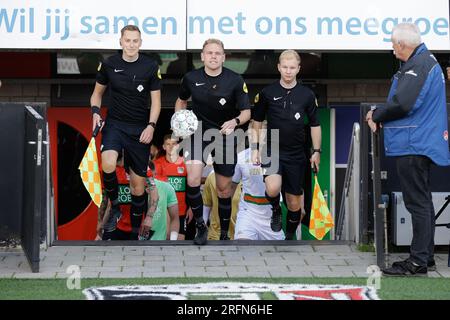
78,137,102,207
309,175,334,240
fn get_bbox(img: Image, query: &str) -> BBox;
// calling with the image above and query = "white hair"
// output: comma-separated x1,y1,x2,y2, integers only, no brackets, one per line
391,23,422,47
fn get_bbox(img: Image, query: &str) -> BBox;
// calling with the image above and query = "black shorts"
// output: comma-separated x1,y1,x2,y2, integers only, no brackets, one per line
180,131,237,177
262,154,306,196
101,119,150,177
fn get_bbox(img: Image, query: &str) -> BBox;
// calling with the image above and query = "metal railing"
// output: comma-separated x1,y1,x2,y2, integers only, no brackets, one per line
336,123,360,242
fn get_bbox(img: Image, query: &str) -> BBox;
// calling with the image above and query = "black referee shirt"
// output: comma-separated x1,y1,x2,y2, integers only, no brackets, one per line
178,67,251,130
96,53,161,125
252,81,320,156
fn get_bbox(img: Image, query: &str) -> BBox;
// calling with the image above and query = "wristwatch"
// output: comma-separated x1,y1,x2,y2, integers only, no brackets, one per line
147,121,156,129
312,148,322,154
234,117,241,126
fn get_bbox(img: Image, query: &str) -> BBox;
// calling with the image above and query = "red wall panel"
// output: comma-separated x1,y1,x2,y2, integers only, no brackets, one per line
0,52,51,78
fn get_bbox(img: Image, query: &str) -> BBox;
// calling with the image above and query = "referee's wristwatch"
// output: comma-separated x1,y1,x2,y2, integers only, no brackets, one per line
234,117,241,126
312,148,322,154
147,121,156,129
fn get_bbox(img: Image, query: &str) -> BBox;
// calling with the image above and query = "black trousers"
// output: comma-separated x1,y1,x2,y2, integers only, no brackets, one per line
396,155,435,267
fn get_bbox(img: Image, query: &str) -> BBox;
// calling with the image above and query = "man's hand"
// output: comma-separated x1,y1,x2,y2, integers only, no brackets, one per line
138,215,155,240
186,207,194,224
141,215,152,234
367,119,378,132
140,126,154,144
310,152,320,172
366,110,379,133
220,119,238,135
92,113,104,133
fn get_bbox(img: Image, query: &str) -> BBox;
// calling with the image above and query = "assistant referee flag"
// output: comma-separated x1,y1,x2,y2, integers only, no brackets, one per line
309,175,334,240
78,128,102,207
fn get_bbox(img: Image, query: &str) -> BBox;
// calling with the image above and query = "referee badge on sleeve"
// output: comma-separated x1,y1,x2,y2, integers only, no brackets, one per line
243,82,248,93
254,93,259,104
97,62,102,72
157,68,162,79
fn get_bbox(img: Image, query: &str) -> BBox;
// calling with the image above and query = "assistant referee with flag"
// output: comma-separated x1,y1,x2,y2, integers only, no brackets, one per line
252,50,322,240
89,25,162,240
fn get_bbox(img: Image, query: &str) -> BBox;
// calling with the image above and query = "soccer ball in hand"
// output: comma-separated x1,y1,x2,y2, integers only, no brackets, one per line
170,109,199,138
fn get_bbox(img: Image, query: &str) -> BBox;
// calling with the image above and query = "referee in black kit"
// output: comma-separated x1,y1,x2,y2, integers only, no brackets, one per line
90,25,162,240
174,38,251,245
252,50,322,240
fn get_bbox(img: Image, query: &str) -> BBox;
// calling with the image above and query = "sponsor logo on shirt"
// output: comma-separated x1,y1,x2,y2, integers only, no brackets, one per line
118,184,132,204
249,167,263,175
405,69,418,77
168,176,186,192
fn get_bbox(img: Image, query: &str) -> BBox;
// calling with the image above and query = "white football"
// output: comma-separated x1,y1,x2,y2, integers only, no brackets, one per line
170,109,199,137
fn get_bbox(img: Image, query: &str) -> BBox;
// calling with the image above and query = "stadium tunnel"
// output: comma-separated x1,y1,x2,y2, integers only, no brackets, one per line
2,49,449,245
